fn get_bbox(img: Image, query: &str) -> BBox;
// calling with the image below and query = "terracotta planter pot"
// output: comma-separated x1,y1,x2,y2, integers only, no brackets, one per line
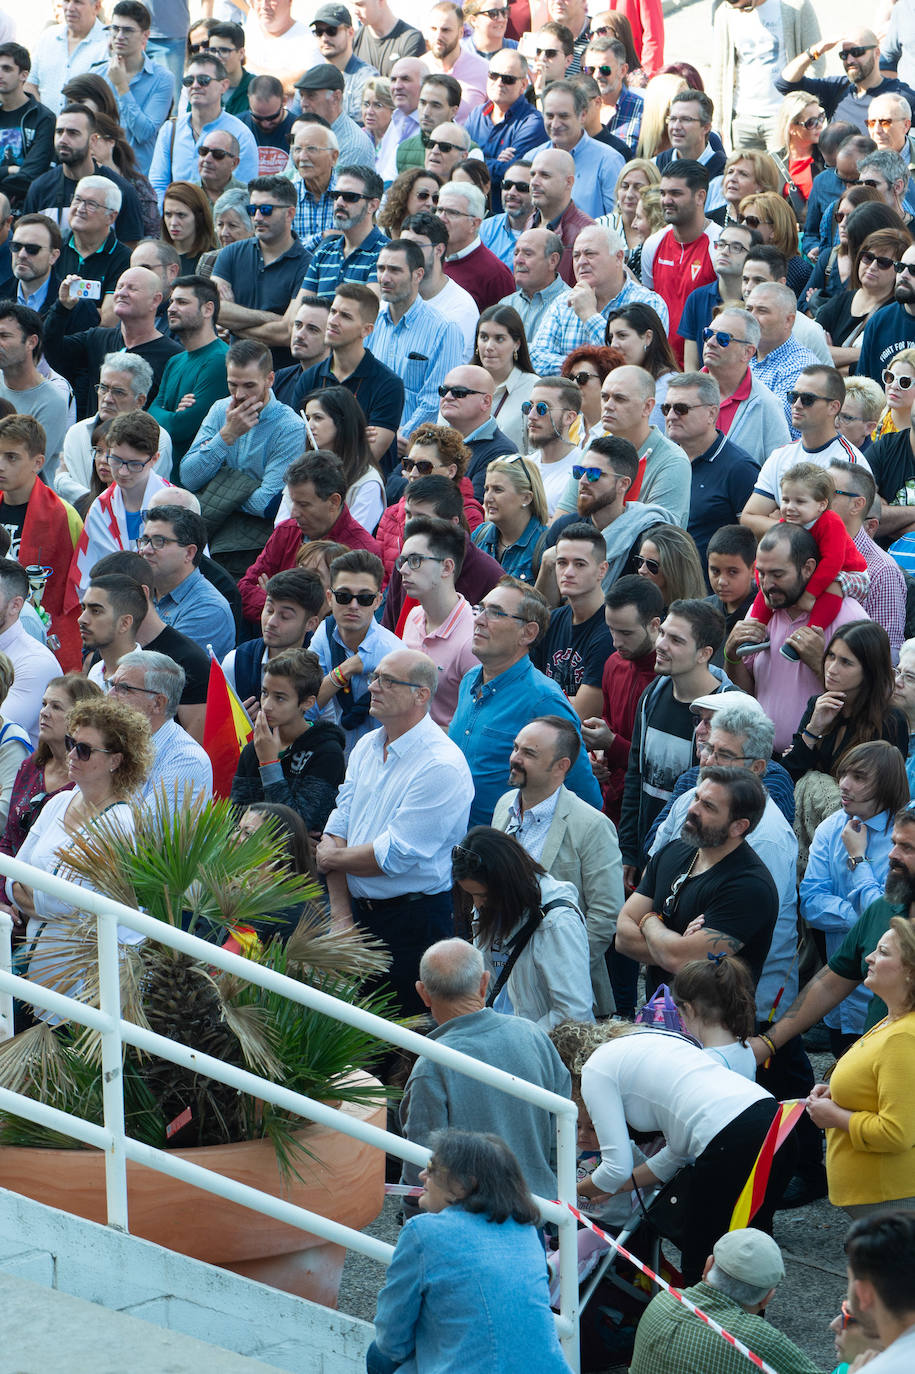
0,1085,386,1308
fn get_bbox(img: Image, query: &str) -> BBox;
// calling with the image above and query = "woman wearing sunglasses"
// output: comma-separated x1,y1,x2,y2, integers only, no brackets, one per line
814,229,912,377
801,190,889,313
472,455,549,583
4,697,153,1023
636,525,707,608
472,306,538,453
374,424,481,582
160,181,218,275
560,344,623,445
377,169,444,239
736,190,811,297
872,347,915,440
771,92,825,223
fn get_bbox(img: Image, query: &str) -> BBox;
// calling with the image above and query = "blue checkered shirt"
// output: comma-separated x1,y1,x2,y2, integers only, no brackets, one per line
300,226,389,296
605,85,643,154
530,276,669,375
751,338,821,438
293,175,337,242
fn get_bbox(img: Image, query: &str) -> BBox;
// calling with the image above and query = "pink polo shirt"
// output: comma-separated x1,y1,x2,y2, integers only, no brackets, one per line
402,595,478,729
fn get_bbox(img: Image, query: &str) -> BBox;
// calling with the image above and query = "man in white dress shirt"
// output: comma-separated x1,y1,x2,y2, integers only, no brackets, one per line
316,647,474,1013
0,558,60,745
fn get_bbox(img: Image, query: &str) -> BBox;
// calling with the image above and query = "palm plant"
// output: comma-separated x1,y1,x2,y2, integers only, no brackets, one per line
0,791,396,1177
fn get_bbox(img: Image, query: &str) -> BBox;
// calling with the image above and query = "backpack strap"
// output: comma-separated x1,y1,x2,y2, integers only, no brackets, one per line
484,898,581,1007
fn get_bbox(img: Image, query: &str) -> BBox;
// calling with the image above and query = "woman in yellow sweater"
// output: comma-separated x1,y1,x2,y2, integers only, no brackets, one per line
807,917,915,1216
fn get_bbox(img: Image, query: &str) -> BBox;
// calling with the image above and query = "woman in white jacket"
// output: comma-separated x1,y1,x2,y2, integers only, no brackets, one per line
452,826,593,1030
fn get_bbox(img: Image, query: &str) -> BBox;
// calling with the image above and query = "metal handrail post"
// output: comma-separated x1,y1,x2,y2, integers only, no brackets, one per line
96,909,129,1231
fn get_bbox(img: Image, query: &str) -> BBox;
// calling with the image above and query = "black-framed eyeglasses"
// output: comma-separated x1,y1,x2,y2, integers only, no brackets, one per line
667,113,703,124
368,670,422,689
182,73,217,87
861,251,896,271
109,454,152,473
501,177,530,193
884,369,915,388
10,240,43,256
199,145,232,160
573,464,605,483
395,552,447,571
569,370,600,387
331,587,377,606
108,679,160,699
471,602,529,622
489,71,520,85
334,190,368,203
206,44,240,58
138,531,181,550
699,743,750,764
636,555,661,575
660,400,705,416
65,734,114,761
787,390,830,406
896,262,915,277
839,45,875,62
439,384,485,398
703,326,746,347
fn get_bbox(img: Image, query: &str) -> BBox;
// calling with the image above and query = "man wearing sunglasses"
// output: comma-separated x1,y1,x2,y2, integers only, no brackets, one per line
581,36,642,156
309,4,378,127
777,27,915,133
479,160,535,269
530,78,624,220
858,243,915,385
702,306,791,467
148,55,258,206
297,166,386,299
437,365,515,501
196,130,243,207
239,76,299,178
465,53,545,214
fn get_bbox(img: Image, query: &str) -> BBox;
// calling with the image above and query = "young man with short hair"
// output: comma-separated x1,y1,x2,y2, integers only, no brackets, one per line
311,547,403,757
401,211,479,360
534,522,612,720
22,103,144,244
0,42,56,209
78,571,146,689
640,160,718,366
139,504,236,660
89,1,174,176
148,274,229,467
230,647,346,838
223,567,327,708
0,412,82,669
398,514,476,728
395,73,462,173
206,21,255,117
0,302,69,484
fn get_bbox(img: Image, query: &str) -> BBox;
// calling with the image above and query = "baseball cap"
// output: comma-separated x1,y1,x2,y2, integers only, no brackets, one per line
713,1229,785,1288
295,63,346,92
312,4,353,26
688,690,768,716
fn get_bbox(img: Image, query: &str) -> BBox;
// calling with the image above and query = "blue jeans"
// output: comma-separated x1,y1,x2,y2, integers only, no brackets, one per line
147,37,185,108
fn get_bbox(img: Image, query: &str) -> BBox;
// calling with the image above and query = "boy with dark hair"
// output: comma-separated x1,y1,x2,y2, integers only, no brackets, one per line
230,647,346,838
89,1,175,176
0,412,83,669
706,523,758,666
534,521,612,720
0,42,56,208
223,567,327,709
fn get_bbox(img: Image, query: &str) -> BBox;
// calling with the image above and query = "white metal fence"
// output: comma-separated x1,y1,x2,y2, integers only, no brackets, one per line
0,852,581,1370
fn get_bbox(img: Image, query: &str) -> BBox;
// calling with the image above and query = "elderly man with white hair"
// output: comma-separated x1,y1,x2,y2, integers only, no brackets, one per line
108,648,213,816
530,223,668,375
57,175,128,305
746,281,820,437
54,351,172,508
436,180,514,312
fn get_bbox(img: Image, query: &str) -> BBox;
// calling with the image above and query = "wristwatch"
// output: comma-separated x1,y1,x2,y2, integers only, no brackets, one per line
846,855,870,871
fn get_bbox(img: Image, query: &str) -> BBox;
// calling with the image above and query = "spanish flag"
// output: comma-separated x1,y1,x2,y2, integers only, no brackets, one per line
203,655,253,798
729,1100,807,1231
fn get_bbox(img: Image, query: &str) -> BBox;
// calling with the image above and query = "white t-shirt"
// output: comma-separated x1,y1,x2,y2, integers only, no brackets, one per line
732,0,785,116
754,435,871,504
703,1041,758,1081
526,444,584,517
427,277,478,362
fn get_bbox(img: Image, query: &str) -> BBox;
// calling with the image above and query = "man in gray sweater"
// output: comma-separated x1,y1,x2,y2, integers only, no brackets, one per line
398,938,571,1209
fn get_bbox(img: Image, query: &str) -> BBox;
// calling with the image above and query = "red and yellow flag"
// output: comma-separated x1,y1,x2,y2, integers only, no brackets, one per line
203,656,253,798
729,1099,807,1231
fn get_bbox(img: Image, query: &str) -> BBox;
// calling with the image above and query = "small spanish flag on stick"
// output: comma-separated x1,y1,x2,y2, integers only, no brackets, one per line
203,650,253,799
729,1099,807,1231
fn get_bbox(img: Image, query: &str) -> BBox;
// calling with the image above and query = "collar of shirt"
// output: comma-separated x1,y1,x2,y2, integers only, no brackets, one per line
519,274,567,305
670,142,716,167
156,567,202,608
420,595,470,642
66,227,118,267
17,277,51,313
508,786,560,831
445,236,482,263
692,431,729,466
380,294,426,329
463,416,498,443
470,652,533,700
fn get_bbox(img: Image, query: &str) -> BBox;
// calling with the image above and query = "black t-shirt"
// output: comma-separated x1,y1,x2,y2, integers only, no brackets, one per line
352,17,426,74
637,838,778,989
814,288,859,348
43,305,183,420
0,501,29,547
866,428,915,506
534,603,613,699
23,163,144,245
145,624,210,706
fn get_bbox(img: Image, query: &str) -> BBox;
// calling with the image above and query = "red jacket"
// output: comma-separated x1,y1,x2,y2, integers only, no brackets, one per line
375,477,485,582
599,646,657,824
614,0,665,76
238,506,381,621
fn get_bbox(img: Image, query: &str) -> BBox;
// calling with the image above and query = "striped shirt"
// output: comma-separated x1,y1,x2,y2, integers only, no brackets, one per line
367,295,465,435
300,226,389,296
530,276,669,375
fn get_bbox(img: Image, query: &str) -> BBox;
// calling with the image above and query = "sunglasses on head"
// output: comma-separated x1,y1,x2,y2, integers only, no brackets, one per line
787,390,830,406
489,71,520,84
861,250,895,270
703,326,746,347
331,588,376,606
182,72,216,87
199,144,232,160
439,384,485,398
884,369,915,388
636,555,660,575
502,177,530,193
65,734,113,761
401,456,438,474
840,45,875,61
572,464,604,482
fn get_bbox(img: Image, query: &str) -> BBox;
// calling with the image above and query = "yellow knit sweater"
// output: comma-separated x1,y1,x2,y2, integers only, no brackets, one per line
826,1011,915,1207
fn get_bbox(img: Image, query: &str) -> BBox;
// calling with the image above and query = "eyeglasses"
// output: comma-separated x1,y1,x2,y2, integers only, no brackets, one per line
837,412,863,426
428,138,462,153
471,602,529,622
534,47,559,59
636,555,661,574
65,734,114,761
439,384,485,398
738,214,767,229
839,45,875,61
331,587,377,606
668,114,704,126
838,1300,859,1331
866,116,902,130
413,188,439,203
312,23,340,35
489,71,519,84
395,552,447,571
477,7,508,18
437,206,474,220
884,369,915,388
703,326,747,347
699,743,750,763
521,400,553,416
715,238,749,254
401,456,439,474
581,64,614,77
569,371,600,387
502,178,530,193
660,400,705,416
367,669,422,688
109,454,152,473
199,145,233,160
95,382,131,399
787,390,830,406
896,262,915,276
895,667,915,689
796,112,826,129
108,679,159,699
334,190,368,203
246,203,281,216
573,464,605,482
71,194,108,213
182,73,217,87
10,240,44,256
206,44,238,57
137,531,181,550
109,23,142,37
294,143,334,156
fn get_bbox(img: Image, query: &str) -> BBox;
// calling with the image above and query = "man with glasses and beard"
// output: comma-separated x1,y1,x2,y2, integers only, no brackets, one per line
298,165,386,298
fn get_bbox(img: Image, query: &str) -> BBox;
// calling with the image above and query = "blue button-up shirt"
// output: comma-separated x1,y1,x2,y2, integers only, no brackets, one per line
292,173,337,242
464,96,546,208
448,654,602,827
499,275,570,340
90,52,175,175
367,295,465,436
529,132,624,219
750,338,822,438
800,808,895,1032
479,212,525,269
309,615,407,759
141,717,214,816
301,225,389,296
154,567,237,660
530,275,669,375
472,516,548,584
149,109,259,206
180,392,307,518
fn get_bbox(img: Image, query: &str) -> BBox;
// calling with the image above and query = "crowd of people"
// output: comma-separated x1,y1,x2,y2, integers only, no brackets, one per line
1,0,915,1370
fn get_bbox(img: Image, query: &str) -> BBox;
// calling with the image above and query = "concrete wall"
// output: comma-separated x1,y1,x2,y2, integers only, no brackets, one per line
0,1186,374,1374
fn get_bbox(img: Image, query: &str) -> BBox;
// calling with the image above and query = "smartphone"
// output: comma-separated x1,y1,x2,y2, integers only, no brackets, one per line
71,277,102,301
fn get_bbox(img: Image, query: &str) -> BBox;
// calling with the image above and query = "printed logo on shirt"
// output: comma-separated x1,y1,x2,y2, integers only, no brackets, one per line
289,749,315,774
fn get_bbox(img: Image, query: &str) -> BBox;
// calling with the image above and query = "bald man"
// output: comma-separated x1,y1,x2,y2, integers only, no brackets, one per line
777,25,915,132
424,120,471,179
529,146,594,285
47,263,182,417
438,363,515,500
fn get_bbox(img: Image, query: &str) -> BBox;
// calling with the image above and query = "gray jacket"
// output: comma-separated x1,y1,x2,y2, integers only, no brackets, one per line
728,372,791,467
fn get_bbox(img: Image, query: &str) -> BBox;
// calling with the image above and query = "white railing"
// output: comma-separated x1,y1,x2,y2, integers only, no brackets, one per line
0,853,581,1371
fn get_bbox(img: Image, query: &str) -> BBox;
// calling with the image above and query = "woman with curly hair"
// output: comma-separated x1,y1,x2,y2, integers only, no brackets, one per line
161,182,218,274
472,305,537,451
375,424,480,581
378,168,444,239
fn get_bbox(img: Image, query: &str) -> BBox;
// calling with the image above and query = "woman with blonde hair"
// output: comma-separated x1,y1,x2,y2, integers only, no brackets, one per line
473,456,549,584
635,73,687,159
717,150,781,227
873,346,915,440
836,376,887,452
738,190,809,295
636,525,707,607
0,653,31,831
772,91,826,217
597,159,661,256
361,77,394,163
